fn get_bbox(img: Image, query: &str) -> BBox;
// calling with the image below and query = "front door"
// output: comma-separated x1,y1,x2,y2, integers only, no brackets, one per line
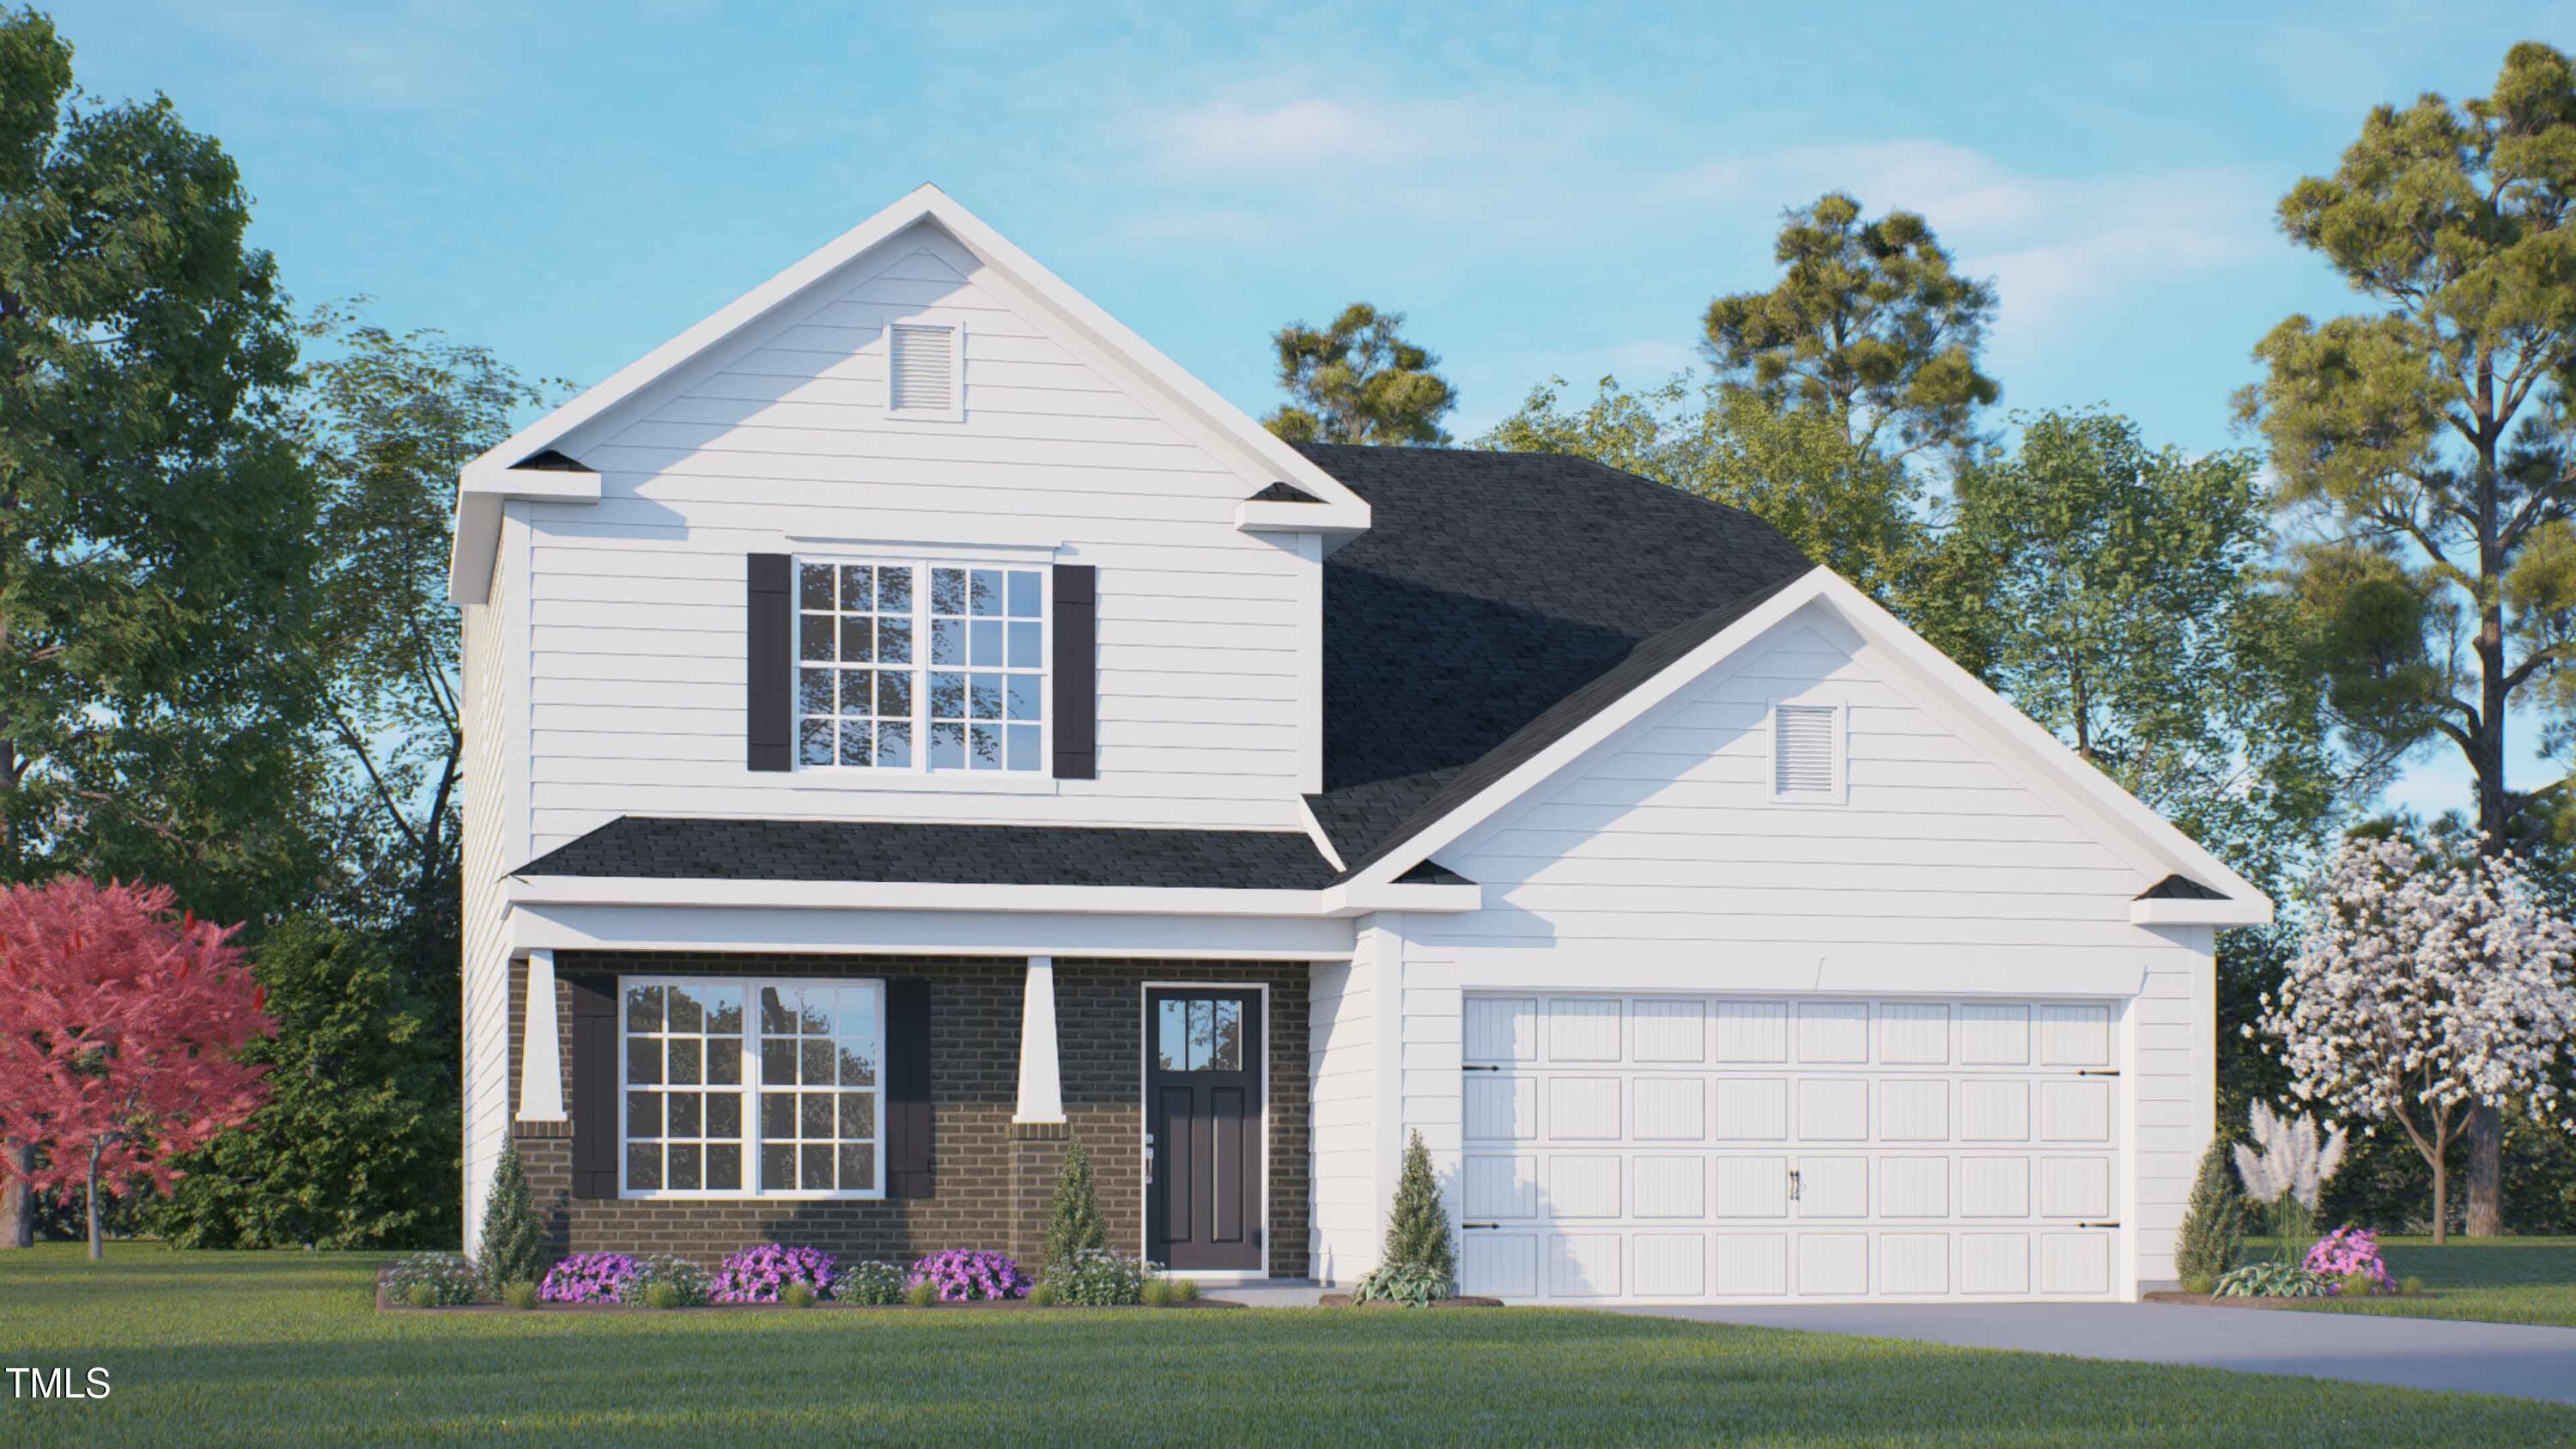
1145,988,1263,1272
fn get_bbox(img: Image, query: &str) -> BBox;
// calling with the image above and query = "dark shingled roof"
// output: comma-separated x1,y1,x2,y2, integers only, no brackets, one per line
514,447,590,472
521,817,1338,890
2138,874,2227,902
1249,481,1322,502
1296,443,1814,873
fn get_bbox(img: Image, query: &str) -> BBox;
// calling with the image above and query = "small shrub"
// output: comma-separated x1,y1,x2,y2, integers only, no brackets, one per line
2178,1271,2216,1295
2213,1261,2333,1299
539,1252,643,1304
841,1260,908,1306
782,1281,817,1308
633,1254,710,1306
903,1277,939,1308
910,1248,1030,1301
501,1282,538,1311
477,1142,553,1291
1048,1248,1151,1306
710,1244,837,1303
639,1282,683,1310
1142,1275,1200,1306
1382,1130,1456,1283
1353,1261,1454,1307
2399,1275,2427,1296
386,1251,480,1307
1027,1281,1061,1307
2172,1138,2245,1285
1042,1141,1109,1278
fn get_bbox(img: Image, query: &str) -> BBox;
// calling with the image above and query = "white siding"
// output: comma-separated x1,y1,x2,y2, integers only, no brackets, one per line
459,511,520,1249
514,222,1311,857
1308,958,1376,1284
1394,602,2217,1293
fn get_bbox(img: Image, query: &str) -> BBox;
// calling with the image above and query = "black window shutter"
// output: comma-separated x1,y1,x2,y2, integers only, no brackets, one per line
567,974,617,1200
885,977,935,1198
746,553,793,770
1051,564,1097,779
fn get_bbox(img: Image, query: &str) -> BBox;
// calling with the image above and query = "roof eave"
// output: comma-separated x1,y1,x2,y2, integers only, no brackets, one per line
449,461,603,604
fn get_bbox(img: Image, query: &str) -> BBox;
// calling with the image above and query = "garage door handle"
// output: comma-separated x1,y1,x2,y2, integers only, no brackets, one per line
1789,1170,1801,1202
2079,1221,2121,1229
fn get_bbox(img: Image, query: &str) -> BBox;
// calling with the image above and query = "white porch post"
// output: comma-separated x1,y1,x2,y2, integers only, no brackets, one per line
518,948,566,1123
1014,955,1065,1123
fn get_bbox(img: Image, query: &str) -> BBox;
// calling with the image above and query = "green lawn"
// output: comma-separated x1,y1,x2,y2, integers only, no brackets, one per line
2270,1235,2576,1328
3,1247,2571,1446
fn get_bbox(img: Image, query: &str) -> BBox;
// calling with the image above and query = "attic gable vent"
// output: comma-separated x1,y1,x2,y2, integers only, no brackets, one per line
1769,701,1844,802
888,321,961,418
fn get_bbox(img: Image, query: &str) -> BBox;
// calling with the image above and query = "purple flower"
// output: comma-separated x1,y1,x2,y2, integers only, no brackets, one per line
2304,1227,2394,1294
709,1244,839,1303
907,1249,1029,1301
539,1253,645,1304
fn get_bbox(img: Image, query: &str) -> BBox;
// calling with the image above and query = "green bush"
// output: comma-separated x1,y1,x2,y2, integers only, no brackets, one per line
631,1254,709,1307
2172,1138,2245,1285
2213,1261,2333,1299
1143,1275,1200,1306
841,1260,908,1306
477,1141,551,1290
1042,1141,1109,1278
501,1282,538,1311
1352,1262,1453,1306
1027,1280,1061,1306
782,1280,816,1308
1049,1248,1150,1306
384,1252,479,1307
1352,1130,1458,1305
903,1277,939,1308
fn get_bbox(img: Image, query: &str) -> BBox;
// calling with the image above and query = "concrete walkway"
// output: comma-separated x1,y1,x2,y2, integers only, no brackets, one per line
1604,1302,2576,1403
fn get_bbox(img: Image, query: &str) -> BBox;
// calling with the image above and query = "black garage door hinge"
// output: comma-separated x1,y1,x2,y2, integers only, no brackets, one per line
1462,1222,1501,1231
2076,1068,2122,1077
1461,1064,1504,1073
2079,1221,2122,1229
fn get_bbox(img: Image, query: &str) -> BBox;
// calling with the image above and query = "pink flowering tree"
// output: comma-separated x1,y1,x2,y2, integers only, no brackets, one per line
2256,833,2576,1242
0,879,271,1258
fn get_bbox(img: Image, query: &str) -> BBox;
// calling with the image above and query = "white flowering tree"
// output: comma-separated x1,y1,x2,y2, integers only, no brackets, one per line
2257,832,2576,1242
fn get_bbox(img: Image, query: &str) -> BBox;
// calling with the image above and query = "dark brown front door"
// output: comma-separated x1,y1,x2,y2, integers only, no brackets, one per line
1145,989,1263,1272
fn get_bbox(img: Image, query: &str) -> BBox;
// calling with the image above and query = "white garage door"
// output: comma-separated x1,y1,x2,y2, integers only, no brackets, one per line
1456,994,2123,1302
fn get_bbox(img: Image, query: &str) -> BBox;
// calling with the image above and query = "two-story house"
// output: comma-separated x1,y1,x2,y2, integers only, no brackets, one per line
453,185,2267,1302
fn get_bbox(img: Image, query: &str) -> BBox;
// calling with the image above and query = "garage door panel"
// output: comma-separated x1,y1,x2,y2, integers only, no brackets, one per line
1464,1153,1537,1218
1548,1076,1622,1139
1959,1004,2031,1065
1544,1154,1622,1217
1546,997,1622,1061
1465,1075,1535,1140
2038,1004,2112,1066
1961,1232,2032,1294
1634,1155,1706,1218
1634,1076,1706,1140
1465,997,1537,1062
2038,1157,2112,1219
1880,1080,1948,1141
2038,1080,2112,1142
2039,1232,2113,1295
1797,1002,1869,1062
1878,1003,1951,1064
1632,1233,1707,1296
1959,1080,2030,1141
1798,1079,1868,1140
1551,1233,1622,1296
1716,1234,1790,1295
1714,1078,1789,1139
1959,1156,2031,1217
1461,1233,1537,1298
1795,1156,1868,1218
1713,1001,1789,1062
1716,1155,1789,1218
1631,999,1706,1062
1880,1155,1949,1217
1880,1233,1949,1294
1796,1233,1869,1295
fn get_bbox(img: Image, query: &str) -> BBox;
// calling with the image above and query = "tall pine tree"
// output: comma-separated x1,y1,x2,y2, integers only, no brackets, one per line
1042,1140,1108,1275
1381,1130,1455,1281
476,1141,549,1287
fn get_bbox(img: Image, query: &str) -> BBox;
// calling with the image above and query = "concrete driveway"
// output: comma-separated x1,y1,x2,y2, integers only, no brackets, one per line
1605,1302,2576,1403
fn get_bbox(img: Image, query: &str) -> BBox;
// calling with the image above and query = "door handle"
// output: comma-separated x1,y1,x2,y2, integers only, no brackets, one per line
1789,1170,1801,1202
1143,1132,1154,1186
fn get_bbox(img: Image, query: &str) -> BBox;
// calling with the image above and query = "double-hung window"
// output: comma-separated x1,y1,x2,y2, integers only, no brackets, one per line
621,977,884,1198
798,560,1045,773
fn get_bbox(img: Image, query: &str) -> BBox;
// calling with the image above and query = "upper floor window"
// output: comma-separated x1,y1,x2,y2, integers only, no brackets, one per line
799,560,1045,773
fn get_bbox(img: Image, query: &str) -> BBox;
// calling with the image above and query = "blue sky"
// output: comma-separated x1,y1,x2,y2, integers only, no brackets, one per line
59,0,2576,820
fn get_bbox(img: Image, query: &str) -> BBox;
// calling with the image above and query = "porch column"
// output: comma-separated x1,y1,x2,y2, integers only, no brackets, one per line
518,949,566,1122
1014,956,1064,1123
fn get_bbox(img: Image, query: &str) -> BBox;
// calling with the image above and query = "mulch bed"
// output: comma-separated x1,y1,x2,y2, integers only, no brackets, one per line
374,1268,1244,1313
2142,1290,2421,1311
1315,1294,1504,1308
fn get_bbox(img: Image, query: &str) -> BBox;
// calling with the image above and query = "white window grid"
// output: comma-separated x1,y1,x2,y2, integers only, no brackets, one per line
797,559,1048,774
619,977,885,1200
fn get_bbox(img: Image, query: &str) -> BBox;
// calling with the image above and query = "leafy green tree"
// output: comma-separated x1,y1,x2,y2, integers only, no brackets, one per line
295,307,553,1020
151,919,458,1249
476,1140,548,1285
0,8,332,1247
1380,1129,1455,1281
1953,409,2358,890
1480,374,1992,672
1041,1140,1108,1276
2238,40,2576,1235
1704,192,2000,461
1263,303,1456,445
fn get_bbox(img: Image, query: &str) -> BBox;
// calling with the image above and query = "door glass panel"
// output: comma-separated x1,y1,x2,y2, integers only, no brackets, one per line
1209,999,1242,1070
1157,998,1188,1071
1188,1000,1213,1070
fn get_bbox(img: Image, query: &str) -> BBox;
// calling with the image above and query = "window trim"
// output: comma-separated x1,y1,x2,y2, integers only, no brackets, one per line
793,554,1052,778
1765,697,1848,806
884,317,966,422
617,974,887,1202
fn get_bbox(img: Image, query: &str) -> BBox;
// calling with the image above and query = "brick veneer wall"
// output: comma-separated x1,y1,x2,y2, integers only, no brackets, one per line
506,953,1309,1275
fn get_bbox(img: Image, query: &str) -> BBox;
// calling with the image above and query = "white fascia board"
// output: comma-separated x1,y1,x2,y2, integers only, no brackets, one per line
1236,499,1365,545
448,466,601,605
1347,565,2275,926
509,901,1358,960
504,874,1480,919
446,183,1368,601
2131,895,2273,928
